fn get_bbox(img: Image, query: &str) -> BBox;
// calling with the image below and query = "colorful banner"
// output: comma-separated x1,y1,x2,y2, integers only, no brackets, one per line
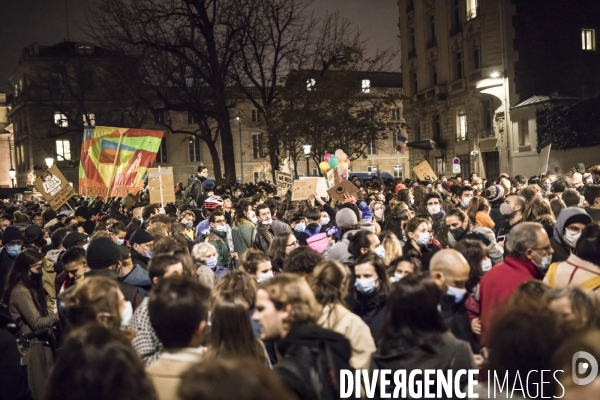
79,126,164,197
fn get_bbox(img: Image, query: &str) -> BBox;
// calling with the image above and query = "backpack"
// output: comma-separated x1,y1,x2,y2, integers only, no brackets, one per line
176,180,198,211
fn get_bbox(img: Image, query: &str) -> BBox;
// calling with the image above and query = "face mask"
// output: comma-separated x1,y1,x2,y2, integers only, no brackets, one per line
537,254,552,271
447,286,468,303
46,237,52,246
450,227,466,241
186,221,194,228
116,238,125,246
481,258,493,272
461,197,471,207
410,198,415,205
374,245,386,260
144,249,153,259
392,272,403,282
216,225,227,232
416,232,430,246
261,219,272,225
294,222,306,232
428,205,441,215
257,270,274,283
205,256,218,268
499,203,515,216
83,243,89,251
355,277,377,294
120,301,133,330
7,245,21,257
374,210,384,219
563,228,581,248
321,217,330,225
251,216,258,224
543,183,551,191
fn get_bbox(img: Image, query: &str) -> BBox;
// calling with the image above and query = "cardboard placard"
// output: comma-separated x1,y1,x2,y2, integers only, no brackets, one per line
147,167,176,205
539,144,551,175
327,179,359,202
326,168,339,187
291,178,319,201
275,171,293,196
413,160,438,182
316,177,328,198
33,165,76,211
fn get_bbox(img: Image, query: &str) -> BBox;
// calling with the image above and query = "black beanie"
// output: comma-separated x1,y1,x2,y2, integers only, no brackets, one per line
86,237,121,270
129,229,154,246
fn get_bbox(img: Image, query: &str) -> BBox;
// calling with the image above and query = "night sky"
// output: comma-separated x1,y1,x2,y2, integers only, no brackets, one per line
0,0,400,93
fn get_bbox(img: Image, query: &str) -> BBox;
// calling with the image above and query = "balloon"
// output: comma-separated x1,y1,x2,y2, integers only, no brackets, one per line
324,153,331,162
335,149,344,158
338,161,348,171
328,155,339,168
338,152,348,162
346,159,351,167
319,161,330,172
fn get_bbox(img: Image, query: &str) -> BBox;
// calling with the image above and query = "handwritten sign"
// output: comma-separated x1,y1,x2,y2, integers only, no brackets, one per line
275,171,293,196
326,168,339,187
413,160,438,182
316,177,329,198
33,165,76,211
291,178,319,201
539,145,551,175
147,167,176,205
327,179,359,202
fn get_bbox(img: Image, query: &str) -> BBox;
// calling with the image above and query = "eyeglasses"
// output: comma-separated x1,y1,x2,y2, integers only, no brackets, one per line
532,245,552,252
286,240,299,247
214,219,226,224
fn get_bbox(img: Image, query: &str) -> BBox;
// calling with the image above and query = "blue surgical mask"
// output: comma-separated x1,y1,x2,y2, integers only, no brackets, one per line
251,216,258,224
205,256,218,268
355,277,377,294
374,245,386,260
7,245,21,257
461,197,471,207
416,232,430,246
321,217,330,225
447,286,468,303
257,270,274,283
186,221,194,229
294,222,306,232
392,272,403,282
116,238,125,246
144,249,153,258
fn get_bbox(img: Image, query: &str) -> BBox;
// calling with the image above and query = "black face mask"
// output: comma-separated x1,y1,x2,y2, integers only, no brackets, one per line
450,227,467,241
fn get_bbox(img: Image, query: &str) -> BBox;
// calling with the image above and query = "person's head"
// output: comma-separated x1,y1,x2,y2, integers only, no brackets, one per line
178,210,196,227
500,194,526,220
252,273,320,340
31,212,44,227
575,223,600,265
452,239,488,292
552,178,571,194
353,252,390,298
506,222,553,270
546,287,596,331
303,206,321,224
191,242,218,267
267,232,297,264
379,275,446,354
1,248,45,313
347,230,381,259
405,217,430,247
233,199,255,225
465,195,490,223
153,235,188,255
141,204,160,221
388,255,421,282
562,188,581,208
583,184,600,207
60,276,125,330
129,229,154,258
213,270,257,309
445,208,469,242
552,330,600,399
61,246,88,282
523,197,553,222
107,221,127,245
240,249,273,282
149,275,211,349
370,201,385,221
148,254,184,285
178,358,294,400
45,324,158,400
3,226,24,252
197,166,209,178
429,249,471,299
283,246,324,276
554,208,592,249
456,185,474,208
0,215,12,230
51,227,68,249
425,192,443,215
86,237,122,271
380,231,402,266
308,260,350,306
208,211,227,233
256,203,272,225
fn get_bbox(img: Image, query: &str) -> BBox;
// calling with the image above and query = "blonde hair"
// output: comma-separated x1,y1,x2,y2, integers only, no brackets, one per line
381,231,403,266
60,276,121,330
178,210,196,222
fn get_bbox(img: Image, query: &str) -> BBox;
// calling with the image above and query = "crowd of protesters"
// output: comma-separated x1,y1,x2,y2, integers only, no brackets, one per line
1,162,600,399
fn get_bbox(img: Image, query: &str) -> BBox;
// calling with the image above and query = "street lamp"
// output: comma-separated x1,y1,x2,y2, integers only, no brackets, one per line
303,144,312,176
8,168,15,188
45,157,54,168
490,70,501,78
236,113,244,183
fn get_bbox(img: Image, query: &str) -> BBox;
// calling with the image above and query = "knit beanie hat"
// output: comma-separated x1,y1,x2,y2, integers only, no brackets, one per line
486,184,505,202
24,225,43,243
336,208,358,228
2,226,23,244
86,237,121,270
129,229,154,246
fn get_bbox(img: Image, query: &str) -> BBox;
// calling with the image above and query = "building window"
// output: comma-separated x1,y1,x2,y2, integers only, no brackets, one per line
482,99,494,134
414,120,421,141
453,0,461,27
473,41,481,70
455,51,464,80
429,62,438,86
83,113,95,127
56,140,71,161
361,79,371,94
393,165,403,179
306,79,316,91
253,171,260,183
188,111,198,124
156,138,168,163
432,114,441,140
77,45,93,55
410,27,416,51
457,112,467,141
366,139,377,155
54,112,68,127
391,107,401,121
466,0,478,20
411,71,418,93
252,133,263,159
367,166,378,173
429,15,436,41
51,73,65,92
436,158,444,176
582,29,596,50
189,137,201,162
154,111,165,124
251,109,259,122
519,119,530,146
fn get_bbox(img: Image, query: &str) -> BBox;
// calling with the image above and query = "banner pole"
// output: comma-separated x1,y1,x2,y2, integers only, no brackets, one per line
158,166,164,208
105,132,125,199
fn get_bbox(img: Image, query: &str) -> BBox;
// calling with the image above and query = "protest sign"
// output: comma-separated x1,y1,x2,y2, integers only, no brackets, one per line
327,179,359,202
413,160,438,182
147,166,176,205
291,178,319,201
539,145,551,175
326,168,339,187
275,171,293,196
316,177,329,198
33,165,76,211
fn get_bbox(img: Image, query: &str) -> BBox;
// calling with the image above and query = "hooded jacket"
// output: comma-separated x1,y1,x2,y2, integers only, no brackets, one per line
325,222,376,264
121,264,152,298
447,224,504,265
551,207,592,263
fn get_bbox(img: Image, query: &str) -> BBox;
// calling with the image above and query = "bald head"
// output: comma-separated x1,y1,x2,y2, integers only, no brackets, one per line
430,249,470,290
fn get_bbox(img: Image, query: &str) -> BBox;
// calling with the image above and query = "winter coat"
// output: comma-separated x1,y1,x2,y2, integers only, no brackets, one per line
0,305,31,400
447,225,504,265
551,207,592,263
253,224,274,253
207,229,232,269
326,222,376,265
147,348,204,400
402,241,440,271
440,294,479,353
121,264,152,298
131,251,150,270
345,291,387,341
489,198,505,235
544,254,600,300
0,248,17,299
231,220,255,258
85,269,143,310
129,297,162,366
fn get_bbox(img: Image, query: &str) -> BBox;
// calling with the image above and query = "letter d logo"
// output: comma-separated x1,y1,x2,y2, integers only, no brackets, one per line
572,351,599,385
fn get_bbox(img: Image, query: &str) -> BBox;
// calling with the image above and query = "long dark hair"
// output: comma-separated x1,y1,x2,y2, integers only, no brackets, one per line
348,252,390,306
267,232,293,267
453,239,486,293
233,199,252,226
2,249,46,315
379,275,447,354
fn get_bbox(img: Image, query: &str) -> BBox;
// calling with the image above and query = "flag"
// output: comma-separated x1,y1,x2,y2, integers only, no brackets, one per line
79,126,164,197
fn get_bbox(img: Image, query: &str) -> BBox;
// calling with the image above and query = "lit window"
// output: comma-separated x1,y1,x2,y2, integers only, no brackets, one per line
83,113,95,127
582,29,596,50
77,45,93,55
367,139,377,155
56,140,71,161
189,137,201,162
391,107,401,121
54,112,68,127
466,0,478,20
519,119,530,147
361,80,371,94
393,165,403,178
455,51,464,80
306,79,316,91
367,166,377,173
457,113,467,141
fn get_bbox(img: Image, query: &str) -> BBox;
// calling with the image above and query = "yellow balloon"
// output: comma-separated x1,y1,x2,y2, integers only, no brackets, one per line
319,161,330,171
338,161,348,171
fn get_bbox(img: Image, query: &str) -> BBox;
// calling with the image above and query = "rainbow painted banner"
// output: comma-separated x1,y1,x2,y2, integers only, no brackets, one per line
79,126,164,197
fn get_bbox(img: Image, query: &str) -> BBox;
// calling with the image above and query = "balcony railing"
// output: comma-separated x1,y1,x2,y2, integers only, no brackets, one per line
480,128,495,138
408,49,416,59
466,7,479,21
426,38,437,49
450,24,462,37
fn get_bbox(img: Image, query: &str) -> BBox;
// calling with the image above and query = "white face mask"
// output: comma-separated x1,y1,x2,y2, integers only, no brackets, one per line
563,228,581,248
261,219,272,225
481,258,493,272
391,272,403,282
251,216,258,224
416,232,430,246
447,286,468,303
427,205,441,215
374,209,384,219
120,301,133,330
215,225,227,232
461,197,471,207
257,270,274,283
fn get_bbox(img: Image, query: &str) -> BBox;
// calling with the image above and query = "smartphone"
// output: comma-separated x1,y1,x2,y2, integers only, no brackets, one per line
497,235,506,242
327,227,339,237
